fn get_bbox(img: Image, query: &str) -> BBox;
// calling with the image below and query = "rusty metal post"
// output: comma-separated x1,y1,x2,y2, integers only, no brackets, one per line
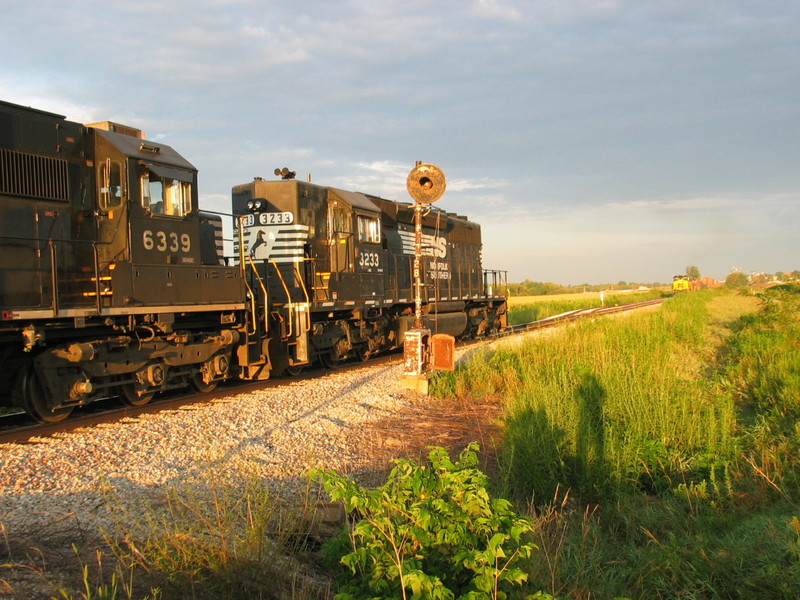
413,201,424,329
401,162,447,394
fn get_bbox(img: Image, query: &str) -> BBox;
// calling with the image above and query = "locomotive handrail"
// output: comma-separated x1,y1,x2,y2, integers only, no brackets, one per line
48,240,59,315
482,269,509,298
92,243,103,314
292,259,312,333
240,271,258,336
0,234,111,245
235,215,260,336
304,257,318,305
269,258,294,340
245,254,269,335
296,259,311,308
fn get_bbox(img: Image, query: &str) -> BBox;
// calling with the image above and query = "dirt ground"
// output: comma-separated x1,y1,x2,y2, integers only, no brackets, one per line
0,390,504,600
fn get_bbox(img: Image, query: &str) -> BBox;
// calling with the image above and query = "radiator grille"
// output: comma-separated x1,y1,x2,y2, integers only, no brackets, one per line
0,148,70,202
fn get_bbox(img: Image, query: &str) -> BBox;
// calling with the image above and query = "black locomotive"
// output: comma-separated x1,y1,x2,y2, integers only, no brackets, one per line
0,100,507,422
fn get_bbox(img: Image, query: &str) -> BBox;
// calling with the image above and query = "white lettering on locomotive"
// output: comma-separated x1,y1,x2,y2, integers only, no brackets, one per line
142,230,191,253
259,211,293,225
358,251,381,269
428,260,452,279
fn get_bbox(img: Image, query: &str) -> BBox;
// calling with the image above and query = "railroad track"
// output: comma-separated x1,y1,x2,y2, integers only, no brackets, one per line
0,298,665,443
0,354,401,444
506,297,666,334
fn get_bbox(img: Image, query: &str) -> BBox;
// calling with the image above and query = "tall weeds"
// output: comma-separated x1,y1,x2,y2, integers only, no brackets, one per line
100,474,331,600
431,287,800,597
721,285,800,502
437,291,734,503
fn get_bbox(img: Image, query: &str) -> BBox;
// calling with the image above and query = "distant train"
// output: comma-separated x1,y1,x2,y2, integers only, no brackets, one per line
0,100,508,422
672,275,691,293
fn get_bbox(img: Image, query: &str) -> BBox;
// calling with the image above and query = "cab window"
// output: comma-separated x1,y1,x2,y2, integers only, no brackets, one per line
357,214,380,243
98,159,124,210
141,166,192,216
328,203,351,237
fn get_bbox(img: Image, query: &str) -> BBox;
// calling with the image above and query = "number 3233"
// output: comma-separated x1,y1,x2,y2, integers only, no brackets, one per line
359,251,380,268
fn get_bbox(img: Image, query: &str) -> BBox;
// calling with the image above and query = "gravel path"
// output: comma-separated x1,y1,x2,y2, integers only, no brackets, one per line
0,361,419,542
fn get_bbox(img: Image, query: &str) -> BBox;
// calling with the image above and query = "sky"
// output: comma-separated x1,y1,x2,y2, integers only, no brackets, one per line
2,0,798,284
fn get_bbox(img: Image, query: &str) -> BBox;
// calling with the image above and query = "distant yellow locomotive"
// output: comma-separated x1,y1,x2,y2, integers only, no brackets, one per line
672,275,691,293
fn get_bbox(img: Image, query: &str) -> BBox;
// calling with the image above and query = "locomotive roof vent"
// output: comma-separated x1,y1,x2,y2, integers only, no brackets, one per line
88,121,145,139
138,143,161,154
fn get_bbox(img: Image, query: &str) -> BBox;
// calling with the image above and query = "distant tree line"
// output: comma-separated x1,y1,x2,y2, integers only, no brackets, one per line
726,270,800,288
510,269,800,296
507,279,666,296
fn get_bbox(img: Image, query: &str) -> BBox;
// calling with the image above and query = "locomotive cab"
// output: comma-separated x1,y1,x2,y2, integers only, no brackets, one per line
326,188,387,302
90,127,242,309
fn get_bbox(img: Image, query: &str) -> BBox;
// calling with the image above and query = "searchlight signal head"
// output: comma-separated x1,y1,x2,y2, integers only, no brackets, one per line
406,162,446,204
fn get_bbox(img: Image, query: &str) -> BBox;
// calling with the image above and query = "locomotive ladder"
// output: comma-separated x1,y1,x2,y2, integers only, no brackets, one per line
243,254,269,335
268,258,311,367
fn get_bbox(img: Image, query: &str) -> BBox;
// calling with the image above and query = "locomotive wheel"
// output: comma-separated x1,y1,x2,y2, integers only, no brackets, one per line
20,367,73,423
119,384,155,407
319,348,339,369
191,371,218,393
285,365,304,377
354,344,370,362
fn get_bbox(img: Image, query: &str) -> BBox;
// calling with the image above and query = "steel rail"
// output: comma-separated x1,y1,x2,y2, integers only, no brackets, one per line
0,298,666,443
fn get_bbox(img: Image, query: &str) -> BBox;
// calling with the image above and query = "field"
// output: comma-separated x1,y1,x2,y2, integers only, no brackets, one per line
11,286,800,599
431,285,800,598
508,288,661,306
507,288,667,325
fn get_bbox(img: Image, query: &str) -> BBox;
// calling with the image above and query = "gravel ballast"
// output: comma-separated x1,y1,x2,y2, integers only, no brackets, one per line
0,361,419,540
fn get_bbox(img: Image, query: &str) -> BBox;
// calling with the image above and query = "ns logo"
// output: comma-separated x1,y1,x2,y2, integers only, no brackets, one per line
425,234,448,259
398,231,447,259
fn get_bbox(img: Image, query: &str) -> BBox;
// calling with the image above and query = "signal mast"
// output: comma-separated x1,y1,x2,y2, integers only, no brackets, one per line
401,162,455,394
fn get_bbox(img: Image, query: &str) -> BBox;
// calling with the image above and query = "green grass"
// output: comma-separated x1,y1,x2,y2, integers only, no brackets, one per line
508,289,667,325
431,286,800,598
16,286,800,599
440,291,726,502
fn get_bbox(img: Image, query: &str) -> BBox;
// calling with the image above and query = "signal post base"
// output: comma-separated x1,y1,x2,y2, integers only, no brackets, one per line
400,373,431,395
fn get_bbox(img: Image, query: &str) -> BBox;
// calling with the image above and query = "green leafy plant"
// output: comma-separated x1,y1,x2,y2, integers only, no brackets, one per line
313,443,541,600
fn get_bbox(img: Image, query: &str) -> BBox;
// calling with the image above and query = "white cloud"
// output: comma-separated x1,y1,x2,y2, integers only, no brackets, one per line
469,0,524,22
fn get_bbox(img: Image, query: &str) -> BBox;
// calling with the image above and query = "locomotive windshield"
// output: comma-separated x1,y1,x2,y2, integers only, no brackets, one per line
141,165,192,216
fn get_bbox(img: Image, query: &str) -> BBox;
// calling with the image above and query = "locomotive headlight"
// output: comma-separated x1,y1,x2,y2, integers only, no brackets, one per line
254,200,264,210
246,200,255,211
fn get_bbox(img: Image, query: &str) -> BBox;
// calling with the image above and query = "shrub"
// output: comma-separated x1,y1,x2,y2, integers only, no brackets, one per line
312,444,545,600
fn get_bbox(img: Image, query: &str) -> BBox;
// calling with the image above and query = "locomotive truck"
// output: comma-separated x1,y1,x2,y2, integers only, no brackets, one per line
0,100,507,422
